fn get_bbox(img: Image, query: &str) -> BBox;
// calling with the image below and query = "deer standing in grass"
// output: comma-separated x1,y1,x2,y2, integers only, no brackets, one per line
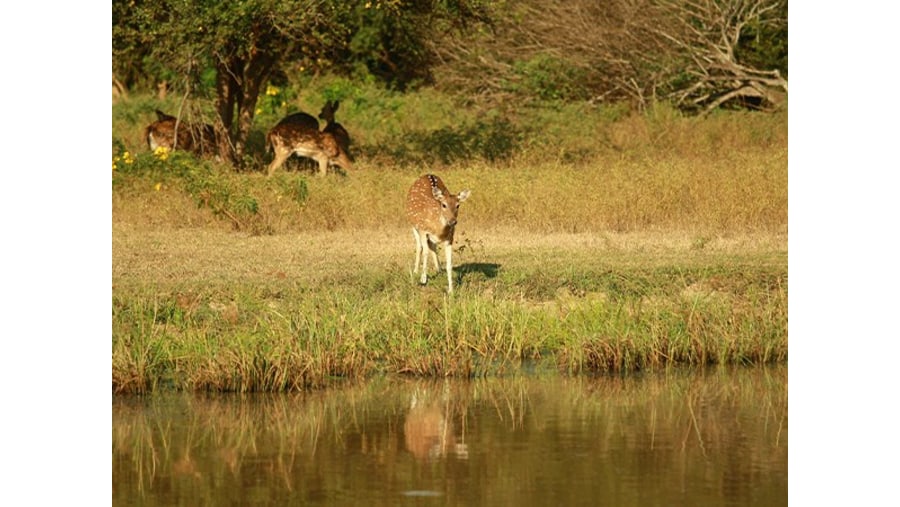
405,174,471,293
266,107,353,177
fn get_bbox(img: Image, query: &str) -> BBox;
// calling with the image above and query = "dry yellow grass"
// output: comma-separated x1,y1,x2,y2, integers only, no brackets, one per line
113,222,785,288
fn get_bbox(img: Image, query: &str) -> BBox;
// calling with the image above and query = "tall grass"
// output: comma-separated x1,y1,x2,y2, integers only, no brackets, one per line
113,153,786,236
112,257,787,393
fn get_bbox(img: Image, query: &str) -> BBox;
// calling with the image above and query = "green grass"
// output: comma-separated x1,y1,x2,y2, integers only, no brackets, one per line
112,84,787,393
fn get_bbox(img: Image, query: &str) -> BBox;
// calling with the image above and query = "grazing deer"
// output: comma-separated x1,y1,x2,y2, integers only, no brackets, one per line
144,110,217,157
318,100,352,161
405,174,471,293
266,109,353,177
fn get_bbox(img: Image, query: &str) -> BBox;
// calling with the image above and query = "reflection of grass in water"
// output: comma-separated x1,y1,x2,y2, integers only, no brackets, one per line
113,368,786,503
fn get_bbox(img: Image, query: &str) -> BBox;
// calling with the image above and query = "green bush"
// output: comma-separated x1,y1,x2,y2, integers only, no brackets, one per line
112,148,262,228
511,54,590,101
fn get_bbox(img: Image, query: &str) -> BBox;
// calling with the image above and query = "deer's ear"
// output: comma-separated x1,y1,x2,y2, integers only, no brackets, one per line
458,190,471,202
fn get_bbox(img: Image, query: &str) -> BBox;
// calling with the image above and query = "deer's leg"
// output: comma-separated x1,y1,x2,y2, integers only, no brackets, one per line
315,155,329,177
427,237,440,273
267,148,291,177
419,237,429,285
444,242,454,293
412,228,423,274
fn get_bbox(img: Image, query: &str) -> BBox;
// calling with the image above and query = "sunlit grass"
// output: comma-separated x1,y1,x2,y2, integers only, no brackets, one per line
112,247,787,393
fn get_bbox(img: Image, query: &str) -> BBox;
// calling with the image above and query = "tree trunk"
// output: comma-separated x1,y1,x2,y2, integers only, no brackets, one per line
214,56,241,166
214,51,274,170
233,51,274,170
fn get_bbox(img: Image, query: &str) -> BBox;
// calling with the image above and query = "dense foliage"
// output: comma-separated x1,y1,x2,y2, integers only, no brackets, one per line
113,0,787,168
113,0,493,166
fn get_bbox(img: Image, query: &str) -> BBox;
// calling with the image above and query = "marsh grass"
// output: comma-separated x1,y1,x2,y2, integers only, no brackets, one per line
112,238,786,393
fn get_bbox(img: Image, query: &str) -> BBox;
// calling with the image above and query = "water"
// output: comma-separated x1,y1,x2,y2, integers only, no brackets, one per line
113,366,787,506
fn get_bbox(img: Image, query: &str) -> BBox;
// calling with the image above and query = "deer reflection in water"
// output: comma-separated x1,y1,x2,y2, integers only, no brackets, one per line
403,387,469,461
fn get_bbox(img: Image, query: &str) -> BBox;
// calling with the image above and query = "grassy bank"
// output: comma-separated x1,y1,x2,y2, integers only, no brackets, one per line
113,226,786,393
112,86,787,393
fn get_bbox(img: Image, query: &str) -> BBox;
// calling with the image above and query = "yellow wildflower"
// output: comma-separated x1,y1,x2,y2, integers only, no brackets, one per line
153,146,170,161
122,151,134,164
154,182,162,191
266,84,279,96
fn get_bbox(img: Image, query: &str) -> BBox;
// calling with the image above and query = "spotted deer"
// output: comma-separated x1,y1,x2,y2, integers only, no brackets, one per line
266,109,353,177
265,110,319,172
318,100,352,161
405,174,471,293
145,110,218,157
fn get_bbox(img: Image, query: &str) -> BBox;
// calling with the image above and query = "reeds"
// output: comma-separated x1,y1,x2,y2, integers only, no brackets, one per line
112,257,787,393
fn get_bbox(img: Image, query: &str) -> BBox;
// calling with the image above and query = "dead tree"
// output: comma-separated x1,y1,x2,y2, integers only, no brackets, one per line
430,0,786,113
655,0,788,113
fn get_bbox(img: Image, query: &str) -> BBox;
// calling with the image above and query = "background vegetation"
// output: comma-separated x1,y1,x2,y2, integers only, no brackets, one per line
113,0,787,168
113,75,786,236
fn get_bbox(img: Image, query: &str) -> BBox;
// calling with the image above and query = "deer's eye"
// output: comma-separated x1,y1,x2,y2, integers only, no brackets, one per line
441,203,447,209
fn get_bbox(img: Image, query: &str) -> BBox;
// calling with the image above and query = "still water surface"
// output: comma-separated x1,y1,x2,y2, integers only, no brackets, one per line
113,366,787,505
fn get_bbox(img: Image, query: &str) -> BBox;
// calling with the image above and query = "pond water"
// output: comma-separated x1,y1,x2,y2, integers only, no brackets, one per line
113,366,787,506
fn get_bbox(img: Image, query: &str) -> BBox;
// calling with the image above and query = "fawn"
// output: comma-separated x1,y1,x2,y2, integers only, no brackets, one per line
405,174,471,293
266,108,353,177
145,110,217,157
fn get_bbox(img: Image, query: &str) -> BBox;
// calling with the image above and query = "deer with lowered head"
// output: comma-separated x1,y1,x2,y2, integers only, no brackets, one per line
145,110,218,157
405,174,471,293
266,106,353,177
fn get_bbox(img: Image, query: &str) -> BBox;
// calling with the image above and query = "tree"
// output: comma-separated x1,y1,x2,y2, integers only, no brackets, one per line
114,0,352,167
113,0,495,168
654,0,788,112
430,0,787,112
